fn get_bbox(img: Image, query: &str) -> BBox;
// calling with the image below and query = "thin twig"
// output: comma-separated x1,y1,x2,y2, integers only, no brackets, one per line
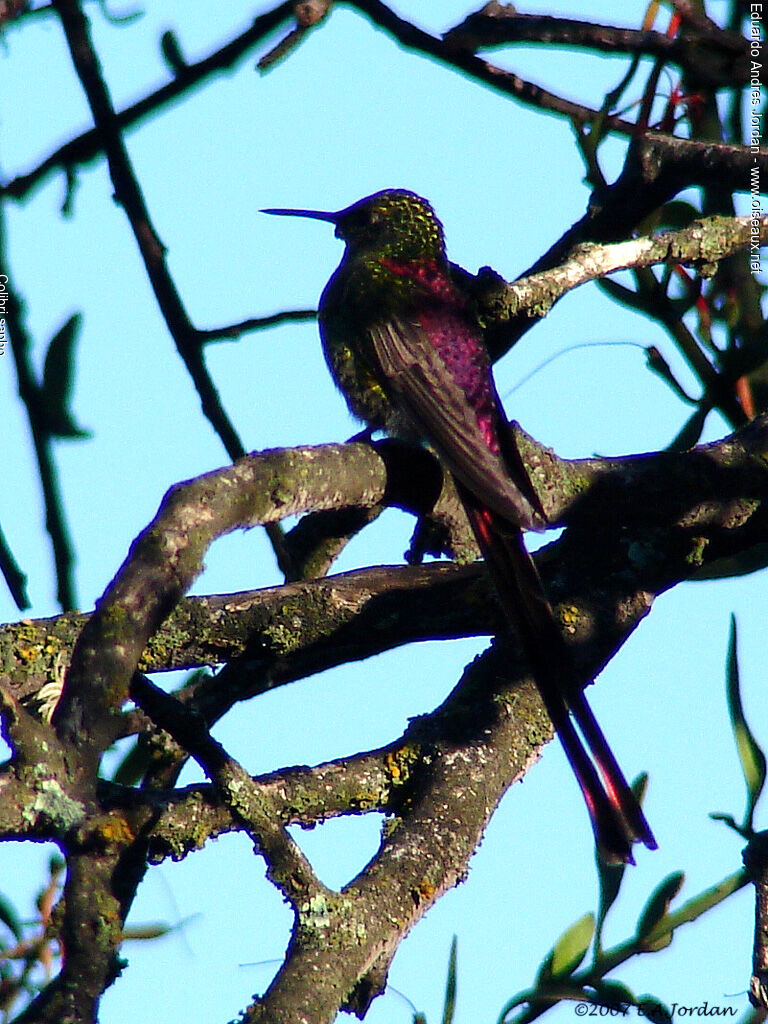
2,3,295,202
347,0,637,135
443,11,748,88
0,520,30,610
0,207,78,611
49,0,300,575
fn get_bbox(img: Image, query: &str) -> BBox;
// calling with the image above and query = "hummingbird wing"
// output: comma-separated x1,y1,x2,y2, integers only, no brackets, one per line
369,315,656,862
367,316,544,533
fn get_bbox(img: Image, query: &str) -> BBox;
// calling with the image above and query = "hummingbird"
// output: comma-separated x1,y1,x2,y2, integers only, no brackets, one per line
263,189,656,863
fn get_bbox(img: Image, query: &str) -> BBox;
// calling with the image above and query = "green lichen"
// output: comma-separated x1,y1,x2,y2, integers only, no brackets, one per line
297,892,367,948
383,816,402,839
261,588,357,656
686,536,709,566
23,773,85,831
348,789,381,812
139,620,189,671
148,799,213,864
261,612,304,655
300,893,332,931
385,744,421,788
11,623,61,673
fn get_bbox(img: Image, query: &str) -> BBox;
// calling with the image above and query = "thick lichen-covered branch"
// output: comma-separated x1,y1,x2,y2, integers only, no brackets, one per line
52,443,391,757
4,412,768,720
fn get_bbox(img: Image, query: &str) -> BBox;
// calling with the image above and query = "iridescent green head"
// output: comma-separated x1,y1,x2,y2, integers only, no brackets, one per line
331,190,445,262
263,189,446,263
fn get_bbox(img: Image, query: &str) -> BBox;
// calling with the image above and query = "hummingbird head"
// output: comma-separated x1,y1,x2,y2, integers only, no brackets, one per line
263,189,446,263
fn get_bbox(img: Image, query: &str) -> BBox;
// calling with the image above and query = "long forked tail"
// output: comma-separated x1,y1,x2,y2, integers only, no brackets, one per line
464,498,656,864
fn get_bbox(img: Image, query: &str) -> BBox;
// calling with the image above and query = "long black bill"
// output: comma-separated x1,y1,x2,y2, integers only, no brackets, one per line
261,207,339,222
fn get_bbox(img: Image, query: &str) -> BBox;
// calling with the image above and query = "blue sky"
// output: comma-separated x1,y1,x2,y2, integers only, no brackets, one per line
0,2,764,1022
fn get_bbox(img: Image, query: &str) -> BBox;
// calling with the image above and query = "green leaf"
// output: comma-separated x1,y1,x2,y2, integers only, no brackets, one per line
41,313,91,439
48,853,65,877
590,979,636,1013
42,313,80,407
667,405,708,452
109,737,151,787
635,871,685,941
726,616,767,831
549,913,594,979
598,277,646,312
0,891,23,940
595,773,648,950
637,995,673,1024
656,200,699,231
440,936,457,1024
595,853,625,952
691,545,768,582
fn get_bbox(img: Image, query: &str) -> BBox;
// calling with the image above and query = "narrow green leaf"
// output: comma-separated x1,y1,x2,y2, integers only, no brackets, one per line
635,871,685,940
637,995,673,1024
595,773,648,950
122,922,174,941
595,853,625,953
48,853,65,877
598,277,646,312
42,313,81,409
644,348,695,404
0,521,30,611
590,979,636,1013
0,892,23,940
657,200,699,230
41,312,91,439
593,974,638,1015
535,949,555,986
726,616,767,831
440,936,457,1024
550,913,595,979
667,405,708,452
109,737,149,787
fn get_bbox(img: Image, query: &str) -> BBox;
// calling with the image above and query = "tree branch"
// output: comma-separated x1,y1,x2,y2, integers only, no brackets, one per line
0,207,78,612
130,674,327,905
346,0,637,135
481,214,767,328
443,9,749,89
4,407,768,1020
1,4,295,203
52,0,251,464
6,408,768,719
